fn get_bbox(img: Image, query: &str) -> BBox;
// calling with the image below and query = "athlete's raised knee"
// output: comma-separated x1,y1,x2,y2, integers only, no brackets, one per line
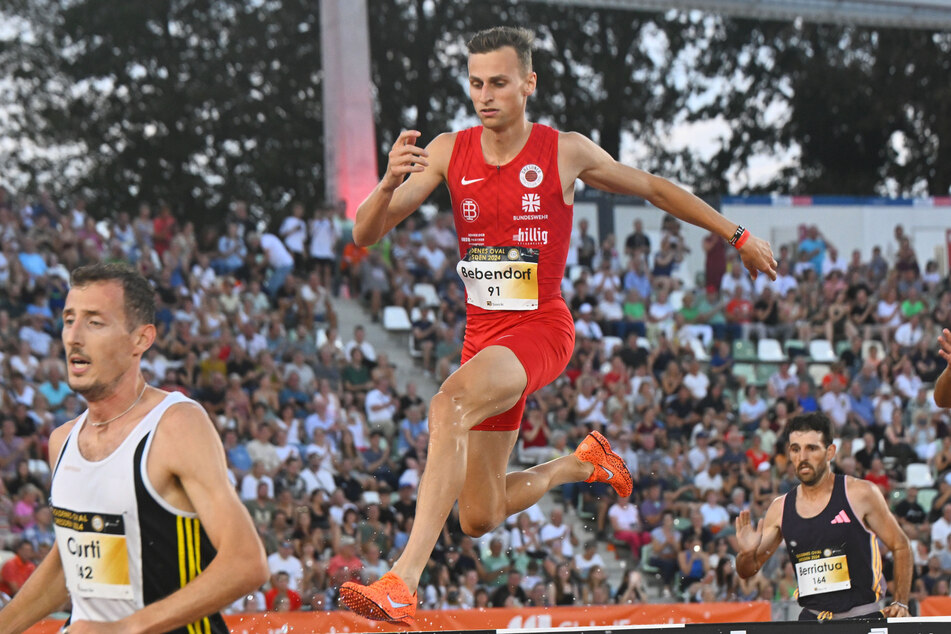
460,511,504,538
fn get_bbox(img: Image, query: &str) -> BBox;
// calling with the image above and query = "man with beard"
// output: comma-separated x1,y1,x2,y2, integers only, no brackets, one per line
0,263,267,633
735,412,911,621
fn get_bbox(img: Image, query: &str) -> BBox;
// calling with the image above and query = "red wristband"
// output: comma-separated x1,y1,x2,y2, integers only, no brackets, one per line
733,229,750,250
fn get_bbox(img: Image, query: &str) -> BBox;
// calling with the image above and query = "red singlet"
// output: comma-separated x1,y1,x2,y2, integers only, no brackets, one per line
447,124,575,431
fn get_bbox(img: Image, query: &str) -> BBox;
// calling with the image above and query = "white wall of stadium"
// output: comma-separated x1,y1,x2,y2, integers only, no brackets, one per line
574,196,951,284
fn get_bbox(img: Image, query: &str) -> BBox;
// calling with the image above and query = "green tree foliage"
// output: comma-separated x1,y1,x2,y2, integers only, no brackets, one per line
2,0,948,232
366,1,688,191
3,0,326,227
686,17,951,196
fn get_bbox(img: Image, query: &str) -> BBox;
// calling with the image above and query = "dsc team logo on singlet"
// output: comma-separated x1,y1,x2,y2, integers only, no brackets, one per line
519,164,544,188
461,198,479,222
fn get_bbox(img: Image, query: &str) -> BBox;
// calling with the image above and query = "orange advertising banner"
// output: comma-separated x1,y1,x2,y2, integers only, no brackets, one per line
918,596,951,617
27,602,771,633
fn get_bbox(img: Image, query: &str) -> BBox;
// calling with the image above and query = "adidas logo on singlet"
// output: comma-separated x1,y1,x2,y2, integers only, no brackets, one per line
830,510,851,524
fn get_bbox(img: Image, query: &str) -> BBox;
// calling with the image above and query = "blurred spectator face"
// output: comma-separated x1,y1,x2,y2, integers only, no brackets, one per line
445,547,460,566
731,488,746,505
641,433,656,450
16,540,35,562
257,423,273,443
339,536,357,557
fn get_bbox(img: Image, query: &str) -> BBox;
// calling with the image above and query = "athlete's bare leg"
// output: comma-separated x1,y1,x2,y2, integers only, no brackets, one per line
458,431,593,535
388,345,527,592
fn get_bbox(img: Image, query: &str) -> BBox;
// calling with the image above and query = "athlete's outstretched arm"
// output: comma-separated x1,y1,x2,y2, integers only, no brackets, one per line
353,130,453,247
562,132,776,281
735,497,784,579
851,478,912,617
91,403,269,634
0,424,73,633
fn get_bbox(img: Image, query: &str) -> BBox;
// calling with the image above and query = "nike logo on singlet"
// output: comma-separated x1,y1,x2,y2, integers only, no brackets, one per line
602,466,614,480
461,176,485,185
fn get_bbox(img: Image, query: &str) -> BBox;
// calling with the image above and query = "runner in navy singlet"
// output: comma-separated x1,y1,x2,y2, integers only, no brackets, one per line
735,412,912,620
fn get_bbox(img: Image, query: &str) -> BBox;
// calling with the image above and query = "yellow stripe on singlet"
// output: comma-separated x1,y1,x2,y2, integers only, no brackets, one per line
185,517,197,581
177,516,188,588
176,517,197,634
192,518,211,634
193,518,202,575
185,518,211,634
871,534,884,601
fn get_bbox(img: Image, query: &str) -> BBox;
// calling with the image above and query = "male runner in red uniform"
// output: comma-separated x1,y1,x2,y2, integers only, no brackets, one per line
340,26,777,623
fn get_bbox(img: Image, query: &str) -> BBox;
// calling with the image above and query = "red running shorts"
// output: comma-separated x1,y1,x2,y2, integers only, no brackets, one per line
460,299,575,431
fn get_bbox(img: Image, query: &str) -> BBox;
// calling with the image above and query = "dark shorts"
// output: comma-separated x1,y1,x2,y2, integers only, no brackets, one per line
461,299,575,431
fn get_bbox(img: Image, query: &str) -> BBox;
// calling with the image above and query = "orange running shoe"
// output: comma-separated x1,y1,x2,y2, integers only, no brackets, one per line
574,430,633,498
339,571,417,625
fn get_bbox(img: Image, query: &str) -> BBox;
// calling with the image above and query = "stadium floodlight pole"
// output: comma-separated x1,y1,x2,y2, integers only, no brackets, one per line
320,0,379,220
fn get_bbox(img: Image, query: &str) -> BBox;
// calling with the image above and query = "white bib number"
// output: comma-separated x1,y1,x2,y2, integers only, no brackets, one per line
53,507,133,601
796,553,851,597
457,246,539,311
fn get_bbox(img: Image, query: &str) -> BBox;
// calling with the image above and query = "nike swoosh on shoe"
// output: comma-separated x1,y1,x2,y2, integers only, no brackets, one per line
387,595,412,609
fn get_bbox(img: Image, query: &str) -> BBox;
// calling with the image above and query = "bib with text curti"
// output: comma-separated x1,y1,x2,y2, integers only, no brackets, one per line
53,506,133,601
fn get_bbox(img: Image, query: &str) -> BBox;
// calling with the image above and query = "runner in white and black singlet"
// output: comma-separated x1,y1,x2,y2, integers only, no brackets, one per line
0,263,268,634
735,412,912,621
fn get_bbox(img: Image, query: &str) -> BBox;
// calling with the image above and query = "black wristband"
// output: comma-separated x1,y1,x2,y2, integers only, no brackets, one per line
729,225,746,246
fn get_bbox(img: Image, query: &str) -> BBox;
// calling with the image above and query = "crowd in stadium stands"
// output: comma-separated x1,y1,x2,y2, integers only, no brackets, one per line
3,184,951,614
